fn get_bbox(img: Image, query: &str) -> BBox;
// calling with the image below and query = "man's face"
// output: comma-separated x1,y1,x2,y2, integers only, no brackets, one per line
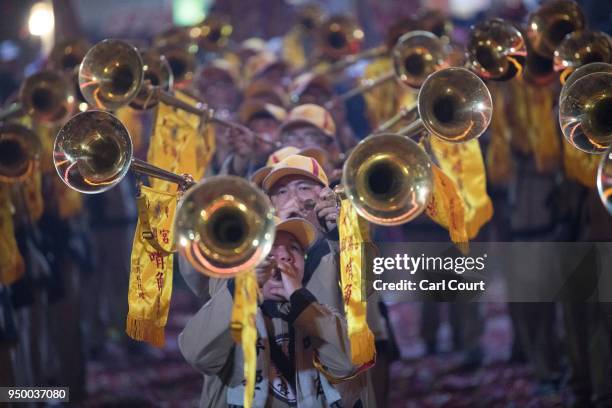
248,116,280,159
261,231,305,301
228,126,254,156
198,73,239,111
258,65,288,87
280,124,330,150
269,175,323,226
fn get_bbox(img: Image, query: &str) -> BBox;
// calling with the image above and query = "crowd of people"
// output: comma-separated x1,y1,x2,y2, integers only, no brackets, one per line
1,0,611,407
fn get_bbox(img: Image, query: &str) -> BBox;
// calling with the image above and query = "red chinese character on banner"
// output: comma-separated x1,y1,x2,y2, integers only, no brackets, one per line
343,283,353,305
452,160,463,173
156,271,164,291
149,251,165,269
160,229,170,244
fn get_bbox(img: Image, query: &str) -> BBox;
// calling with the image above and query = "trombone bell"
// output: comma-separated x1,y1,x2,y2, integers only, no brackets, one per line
54,110,133,194
418,67,492,142
342,134,433,226
175,176,276,277
553,31,612,81
467,19,527,81
526,0,586,58
0,124,41,183
79,39,144,110
20,70,75,124
130,50,174,110
559,72,612,154
393,31,446,89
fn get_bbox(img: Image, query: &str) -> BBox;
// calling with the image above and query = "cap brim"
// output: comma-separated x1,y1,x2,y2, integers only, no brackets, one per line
279,119,334,138
276,217,318,250
262,166,326,192
250,166,272,187
298,146,327,166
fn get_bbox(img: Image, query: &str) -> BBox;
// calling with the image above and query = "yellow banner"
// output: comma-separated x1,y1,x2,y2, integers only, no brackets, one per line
230,271,258,408
126,185,177,347
430,138,493,239
525,83,561,173
362,58,406,129
487,83,513,185
147,92,209,193
338,199,375,365
563,142,599,188
22,163,44,222
426,165,469,246
0,185,24,285
116,106,145,154
283,28,307,70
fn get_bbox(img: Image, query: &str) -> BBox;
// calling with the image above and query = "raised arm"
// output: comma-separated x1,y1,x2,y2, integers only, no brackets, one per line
178,278,235,375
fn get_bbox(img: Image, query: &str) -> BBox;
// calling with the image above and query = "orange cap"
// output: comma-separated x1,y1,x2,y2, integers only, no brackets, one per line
197,59,239,85
262,154,329,192
244,79,290,108
244,51,288,81
250,147,328,187
279,104,336,139
290,72,333,103
275,217,318,250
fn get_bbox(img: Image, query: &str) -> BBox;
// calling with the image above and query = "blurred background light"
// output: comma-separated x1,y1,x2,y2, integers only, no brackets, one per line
28,1,55,36
173,0,207,26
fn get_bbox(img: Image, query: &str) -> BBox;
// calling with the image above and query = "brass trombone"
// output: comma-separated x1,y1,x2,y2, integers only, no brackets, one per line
78,39,260,140
553,30,612,82
0,123,41,183
153,28,198,87
374,67,493,143
0,70,75,125
558,71,612,154
53,110,276,277
316,14,365,62
598,145,612,215
49,38,90,71
340,133,433,226
526,0,586,58
338,67,493,226
414,9,453,43
466,18,527,81
326,31,446,107
559,62,612,102
130,50,174,110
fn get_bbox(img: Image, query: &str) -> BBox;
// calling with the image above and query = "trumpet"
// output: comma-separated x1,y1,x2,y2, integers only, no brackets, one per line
374,67,493,143
0,124,41,183
526,0,586,58
558,71,612,154
53,110,276,277
598,145,612,215
0,70,75,125
466,18,527,81
326,31,446,107
553,30,612,82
